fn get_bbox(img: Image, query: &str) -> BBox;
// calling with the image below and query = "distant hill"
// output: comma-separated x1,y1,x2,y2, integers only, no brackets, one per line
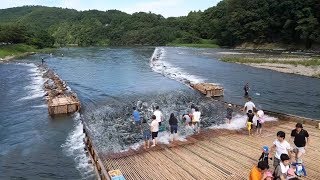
0,1,319,48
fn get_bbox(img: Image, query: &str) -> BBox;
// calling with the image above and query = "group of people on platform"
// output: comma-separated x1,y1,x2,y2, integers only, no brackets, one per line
250,123,310,180
132,105,201,149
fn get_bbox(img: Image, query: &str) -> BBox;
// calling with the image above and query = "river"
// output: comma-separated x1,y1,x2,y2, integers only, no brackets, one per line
0,47,319,179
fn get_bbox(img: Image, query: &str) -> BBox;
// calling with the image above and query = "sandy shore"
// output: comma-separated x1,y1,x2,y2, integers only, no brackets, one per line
246,63,320,78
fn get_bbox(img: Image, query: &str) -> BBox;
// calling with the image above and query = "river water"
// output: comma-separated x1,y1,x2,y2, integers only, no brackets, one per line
1,47,319,179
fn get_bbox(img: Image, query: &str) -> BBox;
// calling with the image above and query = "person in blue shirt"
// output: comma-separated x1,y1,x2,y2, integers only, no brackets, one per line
132,107,141,125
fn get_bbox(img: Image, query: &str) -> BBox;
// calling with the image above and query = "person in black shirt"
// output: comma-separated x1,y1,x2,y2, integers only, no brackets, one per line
169,113,178,141
247,110,254,135
291,123,309,161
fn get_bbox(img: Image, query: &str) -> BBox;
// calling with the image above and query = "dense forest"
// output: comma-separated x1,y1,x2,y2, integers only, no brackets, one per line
0,0,319,49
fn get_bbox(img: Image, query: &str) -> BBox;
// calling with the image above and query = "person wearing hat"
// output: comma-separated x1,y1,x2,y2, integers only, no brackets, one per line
259,146,271,164
290,123,309,161
225,104,233,124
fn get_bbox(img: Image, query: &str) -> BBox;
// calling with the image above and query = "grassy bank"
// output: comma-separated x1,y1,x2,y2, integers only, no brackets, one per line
0,44,55,60
167,39,219,48
221,57,320,66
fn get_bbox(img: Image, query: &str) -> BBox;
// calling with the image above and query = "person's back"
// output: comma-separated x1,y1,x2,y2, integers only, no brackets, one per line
247,111,254,122
141,121,150,133
153,106,163,124
169,115,178,126
183,114,191,125
132,108,140,122
193,110,201,122
244,98,256,113
249,161,269,180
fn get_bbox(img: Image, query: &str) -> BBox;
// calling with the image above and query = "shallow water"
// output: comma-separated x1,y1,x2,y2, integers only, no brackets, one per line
1,46,319,179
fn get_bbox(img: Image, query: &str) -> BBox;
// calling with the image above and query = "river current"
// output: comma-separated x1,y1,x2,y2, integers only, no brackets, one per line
1,47,319,179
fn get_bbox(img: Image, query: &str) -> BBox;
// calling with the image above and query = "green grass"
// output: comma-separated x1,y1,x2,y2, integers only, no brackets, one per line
167,39,219,48
0,44,56,59
0,44,37,58
221,57,320,66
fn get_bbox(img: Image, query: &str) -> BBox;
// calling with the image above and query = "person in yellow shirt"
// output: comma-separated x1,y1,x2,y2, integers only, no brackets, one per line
249,161,269,180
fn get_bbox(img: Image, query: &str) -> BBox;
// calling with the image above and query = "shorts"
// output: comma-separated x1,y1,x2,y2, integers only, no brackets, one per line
256,121,262,128
158,122,162,126
293,146,306,154
273,157,280,167
247,122,252,130
134,121,141,125
226,115,232,120
192,121,200,126
143,131,151,140
152,132,158,139
170,125,178,134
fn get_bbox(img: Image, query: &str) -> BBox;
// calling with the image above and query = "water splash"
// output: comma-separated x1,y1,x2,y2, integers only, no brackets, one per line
150,47,206,84
61,113,94,179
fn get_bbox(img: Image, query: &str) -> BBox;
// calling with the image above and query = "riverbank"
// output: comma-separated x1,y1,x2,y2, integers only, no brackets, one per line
221,57,320,78
0,44,55,61
167,39,219,49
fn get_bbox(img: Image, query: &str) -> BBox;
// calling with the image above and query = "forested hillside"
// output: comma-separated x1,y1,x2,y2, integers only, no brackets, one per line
0,0,319,49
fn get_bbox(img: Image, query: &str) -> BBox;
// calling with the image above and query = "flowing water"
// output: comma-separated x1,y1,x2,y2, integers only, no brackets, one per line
1,47,319,179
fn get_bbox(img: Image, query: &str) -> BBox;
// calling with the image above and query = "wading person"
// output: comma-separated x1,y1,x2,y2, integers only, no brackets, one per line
182,112,191,126
150,115,159,147
132,107,141,126
249,160,269,180
247,110,254,136
141,118,151,149
226,104,233,124
153,106,163,126
256,110,265,135
244,97,256,114
244,82,249,96
269,131,291,168
290,123,309,162
169,113,178,141
192,107,201,133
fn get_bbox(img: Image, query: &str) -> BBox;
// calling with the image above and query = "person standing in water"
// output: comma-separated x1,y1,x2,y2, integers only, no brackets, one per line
244,97,256,115
132,107,141,125
226,104,233,124
141,118,151,149
247,110,254,136
169,113,178,141
150,115,159,147
192,107,201,133
153,106,163,126
244,82,249,96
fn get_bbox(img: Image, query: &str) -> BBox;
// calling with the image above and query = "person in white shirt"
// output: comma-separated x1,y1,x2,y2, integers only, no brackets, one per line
150,115,159,147
269,131,291,168
244,97,256,113
192,107,201,133
153,106,163,126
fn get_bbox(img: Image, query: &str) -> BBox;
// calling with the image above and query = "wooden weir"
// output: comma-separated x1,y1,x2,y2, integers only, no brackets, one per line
191,83,224,97
82,106,320,180
41,65,81,116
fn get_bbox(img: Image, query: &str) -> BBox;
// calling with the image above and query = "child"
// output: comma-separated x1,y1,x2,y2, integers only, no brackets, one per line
150,115,159,147
247,110,254,135
256,110,264,135
286,167,297,179
259,146,271,164
264,171,273,180
291,159,307,177
269,131,291,168
273,154,290,180
141,118,151,149
226,104,233,124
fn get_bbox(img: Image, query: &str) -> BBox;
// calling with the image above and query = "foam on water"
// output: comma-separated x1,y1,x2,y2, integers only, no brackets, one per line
19,63,46,101
61,113,94,179
209,114,278,130
150,47,206,84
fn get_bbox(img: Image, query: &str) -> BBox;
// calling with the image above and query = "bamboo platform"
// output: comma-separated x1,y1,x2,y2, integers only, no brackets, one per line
48,96,80,115
191,83,224,97
98,121,319,180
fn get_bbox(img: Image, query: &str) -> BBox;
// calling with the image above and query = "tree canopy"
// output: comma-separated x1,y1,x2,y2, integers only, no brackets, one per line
0,2,319,49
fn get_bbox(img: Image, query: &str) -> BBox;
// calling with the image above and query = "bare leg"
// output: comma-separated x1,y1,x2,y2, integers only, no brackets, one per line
147,139,150,148
144,140,147,149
